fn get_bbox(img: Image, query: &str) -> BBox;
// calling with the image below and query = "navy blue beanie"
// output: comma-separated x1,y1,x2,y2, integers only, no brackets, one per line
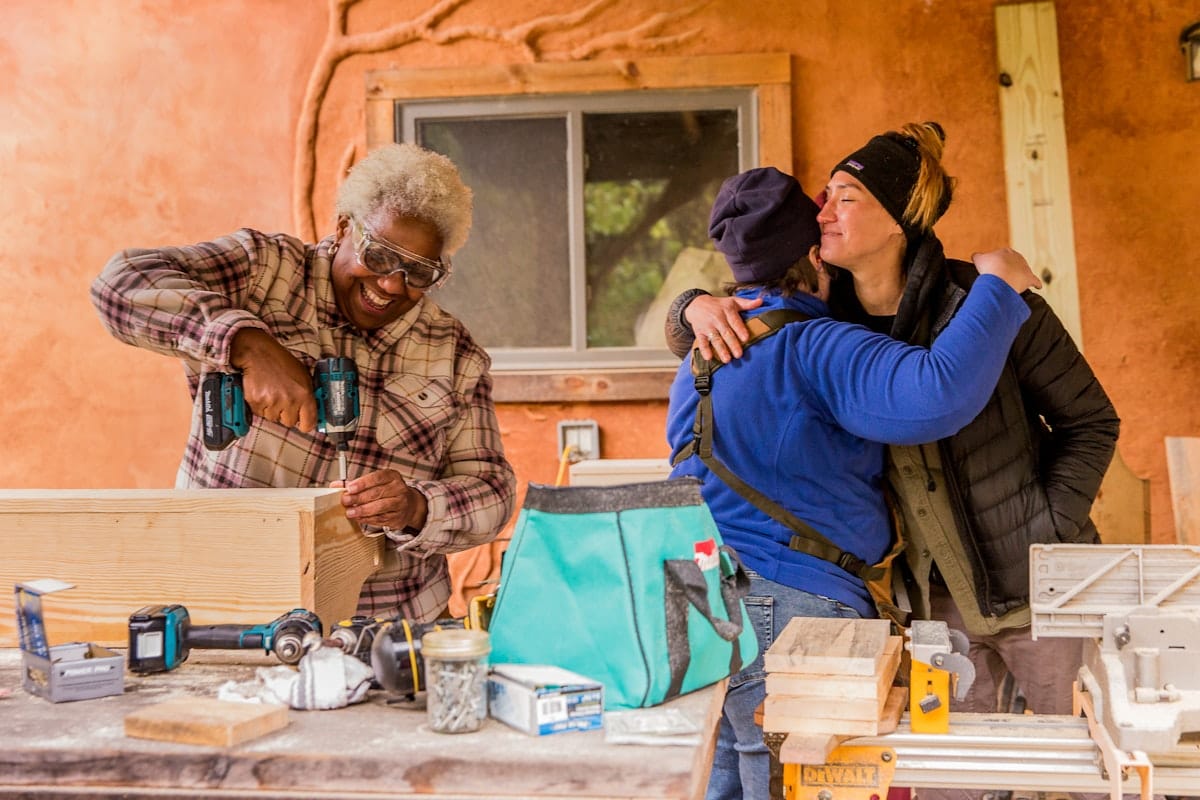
708,167,822,285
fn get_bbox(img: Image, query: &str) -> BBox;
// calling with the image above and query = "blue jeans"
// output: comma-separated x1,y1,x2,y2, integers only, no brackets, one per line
706,572,863,800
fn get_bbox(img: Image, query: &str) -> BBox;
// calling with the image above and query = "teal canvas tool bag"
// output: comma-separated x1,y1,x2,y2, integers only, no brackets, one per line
487,477,758,709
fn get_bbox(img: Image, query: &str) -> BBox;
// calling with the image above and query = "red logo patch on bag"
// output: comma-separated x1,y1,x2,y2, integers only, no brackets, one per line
694,539,719,571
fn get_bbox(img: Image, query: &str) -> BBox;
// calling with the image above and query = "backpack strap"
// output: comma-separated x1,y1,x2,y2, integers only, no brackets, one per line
671,309,885,583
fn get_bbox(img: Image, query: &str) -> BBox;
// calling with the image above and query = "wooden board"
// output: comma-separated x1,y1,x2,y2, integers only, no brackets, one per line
764,692,884,722
1167,436,1200,546
763,617,892,676
995,1,1084,349
367,53,791,101
0,489,383,647
1092,446,1151,545
124,697,289,746
765,636,902,699
765,671,878,700
763,685,907,737
779,733,843,766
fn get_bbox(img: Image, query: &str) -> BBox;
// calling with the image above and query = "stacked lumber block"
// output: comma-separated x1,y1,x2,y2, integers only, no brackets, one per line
763,617,906,764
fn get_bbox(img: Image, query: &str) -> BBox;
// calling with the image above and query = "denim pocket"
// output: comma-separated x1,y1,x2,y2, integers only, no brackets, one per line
731,593,773,689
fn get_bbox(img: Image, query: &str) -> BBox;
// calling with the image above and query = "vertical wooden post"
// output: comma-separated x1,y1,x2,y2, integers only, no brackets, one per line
757,79,794,173
995,1,1084,350
1166,437,1200,545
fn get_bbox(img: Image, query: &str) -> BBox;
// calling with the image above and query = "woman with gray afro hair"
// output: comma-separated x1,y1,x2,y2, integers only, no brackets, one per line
93,140,515,629
335,143,473,257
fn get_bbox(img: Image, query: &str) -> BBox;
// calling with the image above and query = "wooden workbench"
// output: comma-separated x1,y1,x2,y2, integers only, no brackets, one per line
0,648,721,799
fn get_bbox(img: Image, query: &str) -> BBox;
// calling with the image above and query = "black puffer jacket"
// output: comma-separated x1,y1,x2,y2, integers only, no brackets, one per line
666,234,1120,618
836,234,1119,616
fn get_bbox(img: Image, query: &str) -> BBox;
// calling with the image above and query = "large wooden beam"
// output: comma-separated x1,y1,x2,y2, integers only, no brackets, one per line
995,2,1085,349
0,489,382,647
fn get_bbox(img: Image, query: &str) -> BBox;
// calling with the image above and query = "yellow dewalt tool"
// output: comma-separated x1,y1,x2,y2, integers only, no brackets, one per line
467,593,495,631
906,619,975,734
782,745,898,800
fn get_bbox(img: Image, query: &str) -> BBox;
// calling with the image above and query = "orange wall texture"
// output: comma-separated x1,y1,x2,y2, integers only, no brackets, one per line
2,1,1197,541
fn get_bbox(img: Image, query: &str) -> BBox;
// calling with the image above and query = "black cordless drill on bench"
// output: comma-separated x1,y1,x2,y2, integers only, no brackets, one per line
127,605,323,673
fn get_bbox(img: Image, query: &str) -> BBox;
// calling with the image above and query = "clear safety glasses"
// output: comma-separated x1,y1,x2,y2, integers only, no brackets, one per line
350,218,449,290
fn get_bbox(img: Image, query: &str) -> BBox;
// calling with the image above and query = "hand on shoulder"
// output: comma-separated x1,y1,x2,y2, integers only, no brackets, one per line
972,247,1043,294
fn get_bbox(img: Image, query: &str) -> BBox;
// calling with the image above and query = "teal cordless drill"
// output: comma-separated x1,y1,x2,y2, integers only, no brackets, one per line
127,605,323,673
200,372,250,451
202,358,359,482
312,357,360,483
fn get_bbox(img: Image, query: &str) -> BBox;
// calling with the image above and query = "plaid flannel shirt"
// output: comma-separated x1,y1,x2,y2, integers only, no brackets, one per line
91,228,517,622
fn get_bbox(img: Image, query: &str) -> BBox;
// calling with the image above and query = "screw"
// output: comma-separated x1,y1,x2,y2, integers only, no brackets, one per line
999,72,1013,87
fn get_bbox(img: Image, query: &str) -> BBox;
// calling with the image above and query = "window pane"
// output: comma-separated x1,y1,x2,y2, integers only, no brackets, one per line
583,110,739,347
418,117,570,348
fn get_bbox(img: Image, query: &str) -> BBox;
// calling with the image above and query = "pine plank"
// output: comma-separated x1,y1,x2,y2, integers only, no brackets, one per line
764,685,908,737
366,54,791,99
765,671,877,699
764,692,883,722
766,636,902,699
124,697,289,746
1093,447,1150,545
763,617,892,676
876,685,908,735
779,733,843,766
995,1,1084,348
1167,436,1200,545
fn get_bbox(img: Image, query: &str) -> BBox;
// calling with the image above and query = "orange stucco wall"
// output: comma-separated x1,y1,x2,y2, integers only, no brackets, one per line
2,1,1197,543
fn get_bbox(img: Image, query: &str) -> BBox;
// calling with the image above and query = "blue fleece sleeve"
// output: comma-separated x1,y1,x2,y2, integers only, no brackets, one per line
797,275,1031,445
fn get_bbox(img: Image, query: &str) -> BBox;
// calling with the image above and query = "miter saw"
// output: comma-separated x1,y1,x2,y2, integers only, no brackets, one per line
775,544,1200,800
1029,543,1200,785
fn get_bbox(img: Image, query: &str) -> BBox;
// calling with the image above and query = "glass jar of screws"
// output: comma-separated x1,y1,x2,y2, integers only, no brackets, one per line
422,627,491,734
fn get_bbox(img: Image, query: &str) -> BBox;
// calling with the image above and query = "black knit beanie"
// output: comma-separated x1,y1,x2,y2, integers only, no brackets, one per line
831,125,951,236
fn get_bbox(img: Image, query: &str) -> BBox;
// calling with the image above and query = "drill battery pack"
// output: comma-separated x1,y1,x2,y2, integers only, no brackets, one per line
201,372,250,451
128,603,191,673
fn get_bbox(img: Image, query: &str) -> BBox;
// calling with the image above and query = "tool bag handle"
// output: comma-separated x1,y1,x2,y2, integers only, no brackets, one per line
662,545,750,701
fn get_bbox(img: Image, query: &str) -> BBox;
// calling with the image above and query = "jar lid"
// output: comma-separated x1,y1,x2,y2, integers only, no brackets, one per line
421,628,490,659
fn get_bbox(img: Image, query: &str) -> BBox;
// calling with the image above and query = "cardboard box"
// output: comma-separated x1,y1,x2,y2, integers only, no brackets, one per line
15,579,124,702
488,664,603,736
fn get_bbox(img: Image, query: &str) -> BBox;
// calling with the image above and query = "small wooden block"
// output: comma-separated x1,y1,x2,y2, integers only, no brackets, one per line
876,684,908,735
125,697,289,747
765,670,877,699
764,618,892,676
764,691,884,722
779,733,845,765
765,635,903,700
763,684,910,737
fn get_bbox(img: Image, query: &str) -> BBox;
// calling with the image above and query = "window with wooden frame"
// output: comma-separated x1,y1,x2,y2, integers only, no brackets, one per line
365,54,792,402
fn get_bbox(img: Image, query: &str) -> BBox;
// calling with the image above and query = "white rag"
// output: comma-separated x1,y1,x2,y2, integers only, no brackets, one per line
218,633,375,711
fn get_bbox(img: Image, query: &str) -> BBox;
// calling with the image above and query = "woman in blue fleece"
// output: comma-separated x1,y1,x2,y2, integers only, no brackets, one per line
665,166,1039,800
